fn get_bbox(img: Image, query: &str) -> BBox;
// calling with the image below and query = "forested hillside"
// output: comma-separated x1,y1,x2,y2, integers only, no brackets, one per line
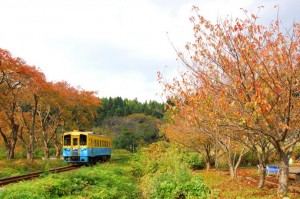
95,97,164,125
94,97,165,151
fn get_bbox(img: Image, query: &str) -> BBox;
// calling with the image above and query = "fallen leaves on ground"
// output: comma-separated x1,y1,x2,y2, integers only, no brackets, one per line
195,168,300,199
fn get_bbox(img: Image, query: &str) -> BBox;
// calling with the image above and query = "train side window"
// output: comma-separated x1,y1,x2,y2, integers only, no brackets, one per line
73,138,78,146
64,135,71,146
80,134,87,145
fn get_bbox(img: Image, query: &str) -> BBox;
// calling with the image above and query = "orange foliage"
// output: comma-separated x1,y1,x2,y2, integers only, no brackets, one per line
159,6,300,195
0,48,101,159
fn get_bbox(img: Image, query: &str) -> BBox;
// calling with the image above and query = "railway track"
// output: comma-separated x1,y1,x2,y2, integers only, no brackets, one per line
0,165,81,187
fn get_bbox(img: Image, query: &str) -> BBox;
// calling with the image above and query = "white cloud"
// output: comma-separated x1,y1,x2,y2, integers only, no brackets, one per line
0,0,298,102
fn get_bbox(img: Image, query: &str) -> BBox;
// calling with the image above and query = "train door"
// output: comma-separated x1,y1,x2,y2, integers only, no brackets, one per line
71,135,80,156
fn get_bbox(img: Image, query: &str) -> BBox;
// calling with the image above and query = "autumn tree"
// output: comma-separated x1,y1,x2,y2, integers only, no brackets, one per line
0,49,25,159
160,6,300,196
161,111,215,170
35,82,65,159
0,48,105,161
18,63,48,161
36,81,100,160
159,82,248,177
53,81,100,131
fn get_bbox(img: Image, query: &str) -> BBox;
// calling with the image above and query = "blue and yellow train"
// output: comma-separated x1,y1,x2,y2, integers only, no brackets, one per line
62,130,112,164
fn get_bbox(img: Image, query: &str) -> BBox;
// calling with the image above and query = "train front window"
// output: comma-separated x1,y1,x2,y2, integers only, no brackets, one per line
80,134,87,145
73,138,78,146
64,135,71,146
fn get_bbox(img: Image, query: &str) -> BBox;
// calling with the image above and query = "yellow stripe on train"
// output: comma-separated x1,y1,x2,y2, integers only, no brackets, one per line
63,130,112,148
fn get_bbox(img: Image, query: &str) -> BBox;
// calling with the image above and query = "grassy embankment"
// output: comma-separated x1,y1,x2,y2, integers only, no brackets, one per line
0,152,138,198
0,159,67,179
0,143,210,198
2,142,299,198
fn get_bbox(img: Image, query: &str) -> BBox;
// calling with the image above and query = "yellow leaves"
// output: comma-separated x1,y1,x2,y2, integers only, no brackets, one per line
235,111,242,117
239,118,246,125
159,5,300,155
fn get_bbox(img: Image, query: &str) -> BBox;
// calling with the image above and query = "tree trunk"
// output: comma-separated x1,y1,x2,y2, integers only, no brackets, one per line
28,135,34,161
29,94,39,161
0,122,19,159
204,145,212,170
42,135,50,159
44,145,50,159
6,138,17,159
54,128,62,159
229,165,237,179
215,151,219,170
227,149,244,179
215,132,219,170
206,161,211,170
26,146,33,160
227,152,237,179
256,150,270,189
277,151,289,197
258,166,266,189
55,146,61,159
7,144,16,159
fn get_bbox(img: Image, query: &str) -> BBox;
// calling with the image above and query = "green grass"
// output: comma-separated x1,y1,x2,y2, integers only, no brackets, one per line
0,161,139,199
4,144,294,198
0,159,67,179
0,144,213,199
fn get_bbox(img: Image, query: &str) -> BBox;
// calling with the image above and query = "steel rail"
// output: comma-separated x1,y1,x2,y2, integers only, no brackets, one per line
0,165,81,187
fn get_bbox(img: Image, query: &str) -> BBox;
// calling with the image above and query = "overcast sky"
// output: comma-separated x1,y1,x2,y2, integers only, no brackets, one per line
0,0,299,102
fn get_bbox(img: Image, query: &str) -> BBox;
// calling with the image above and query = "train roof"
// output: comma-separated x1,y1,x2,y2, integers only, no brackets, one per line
63,130,111,138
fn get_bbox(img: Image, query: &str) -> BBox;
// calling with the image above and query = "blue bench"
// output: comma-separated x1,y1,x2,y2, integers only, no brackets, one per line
266,165,279,176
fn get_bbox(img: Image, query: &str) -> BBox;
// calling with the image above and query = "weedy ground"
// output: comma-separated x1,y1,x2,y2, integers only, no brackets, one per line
0,159,67,178
1,147,300,198
196,168,300,199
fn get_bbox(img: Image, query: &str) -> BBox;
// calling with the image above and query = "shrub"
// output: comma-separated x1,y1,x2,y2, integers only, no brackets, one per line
293,143,300,160
0,148,6,159
238,151,259,167
139,142,211,198
188,153,205,170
